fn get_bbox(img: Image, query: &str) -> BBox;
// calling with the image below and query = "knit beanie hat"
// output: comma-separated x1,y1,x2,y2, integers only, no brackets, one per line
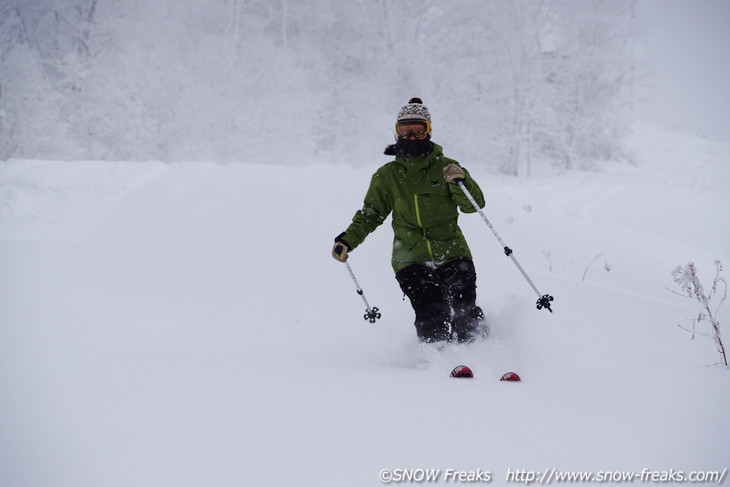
396,97,431,126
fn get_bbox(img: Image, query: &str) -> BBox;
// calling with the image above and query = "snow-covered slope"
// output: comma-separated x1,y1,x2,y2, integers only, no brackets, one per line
1,125,728,487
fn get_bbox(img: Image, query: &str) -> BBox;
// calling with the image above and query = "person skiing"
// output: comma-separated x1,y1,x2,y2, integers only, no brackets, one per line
332,98,487,343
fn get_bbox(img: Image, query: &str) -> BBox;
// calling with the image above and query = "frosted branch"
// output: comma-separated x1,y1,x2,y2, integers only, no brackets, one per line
671,260,727,368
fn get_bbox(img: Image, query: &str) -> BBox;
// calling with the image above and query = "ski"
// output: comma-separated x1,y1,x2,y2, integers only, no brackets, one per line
449,365,521,381
450,365,474,378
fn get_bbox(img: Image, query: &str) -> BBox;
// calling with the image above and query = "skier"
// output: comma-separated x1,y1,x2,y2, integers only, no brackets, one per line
332,98,487,343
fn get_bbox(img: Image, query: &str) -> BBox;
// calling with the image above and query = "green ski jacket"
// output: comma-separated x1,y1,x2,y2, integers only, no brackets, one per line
340,143,485,273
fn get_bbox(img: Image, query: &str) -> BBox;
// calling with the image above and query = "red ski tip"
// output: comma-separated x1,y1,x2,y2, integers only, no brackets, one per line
450,365,474,378
500,372,521,382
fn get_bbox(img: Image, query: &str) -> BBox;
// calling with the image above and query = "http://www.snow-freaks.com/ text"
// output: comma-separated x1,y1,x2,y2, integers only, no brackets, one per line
378,467,728,484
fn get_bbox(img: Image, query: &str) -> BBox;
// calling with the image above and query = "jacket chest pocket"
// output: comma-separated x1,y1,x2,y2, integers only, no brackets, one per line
416,174,448,195
416,187,453,221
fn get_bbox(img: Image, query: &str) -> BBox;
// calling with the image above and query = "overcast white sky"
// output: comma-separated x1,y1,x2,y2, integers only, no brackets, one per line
635,0,730,141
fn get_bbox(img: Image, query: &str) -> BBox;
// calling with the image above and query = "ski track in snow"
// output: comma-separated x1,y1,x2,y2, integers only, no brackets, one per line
0,125,728,487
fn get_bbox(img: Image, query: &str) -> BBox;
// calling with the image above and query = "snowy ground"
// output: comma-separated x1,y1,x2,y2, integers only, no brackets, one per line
1,125,728,487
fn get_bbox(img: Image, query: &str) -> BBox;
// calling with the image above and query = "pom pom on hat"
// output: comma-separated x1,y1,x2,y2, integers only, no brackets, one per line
397,97,431,126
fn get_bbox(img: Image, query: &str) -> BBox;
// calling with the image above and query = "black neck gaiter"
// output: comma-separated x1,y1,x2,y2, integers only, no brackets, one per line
384,136,433,157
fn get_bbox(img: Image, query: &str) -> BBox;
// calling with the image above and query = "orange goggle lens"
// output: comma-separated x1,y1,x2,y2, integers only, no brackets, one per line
395,121,431,139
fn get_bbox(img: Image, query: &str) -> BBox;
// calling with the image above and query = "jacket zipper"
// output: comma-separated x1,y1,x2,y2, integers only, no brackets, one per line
413,194,435,261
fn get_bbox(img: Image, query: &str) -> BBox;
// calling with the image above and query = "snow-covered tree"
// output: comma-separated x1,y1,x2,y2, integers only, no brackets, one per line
0,0,638,168
539,0,636,170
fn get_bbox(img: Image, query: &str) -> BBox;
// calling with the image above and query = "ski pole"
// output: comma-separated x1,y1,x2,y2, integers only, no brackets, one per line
343,260,381,323
457,181,554,313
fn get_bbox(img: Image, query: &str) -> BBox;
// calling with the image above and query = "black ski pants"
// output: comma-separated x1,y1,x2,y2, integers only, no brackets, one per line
395,258,485,343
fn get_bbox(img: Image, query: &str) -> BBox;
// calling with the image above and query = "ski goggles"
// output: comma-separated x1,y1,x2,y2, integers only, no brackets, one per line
395,121,431,139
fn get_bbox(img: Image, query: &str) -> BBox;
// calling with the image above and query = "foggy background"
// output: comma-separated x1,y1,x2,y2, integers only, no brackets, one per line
635,0,729,143
1,0,728,170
